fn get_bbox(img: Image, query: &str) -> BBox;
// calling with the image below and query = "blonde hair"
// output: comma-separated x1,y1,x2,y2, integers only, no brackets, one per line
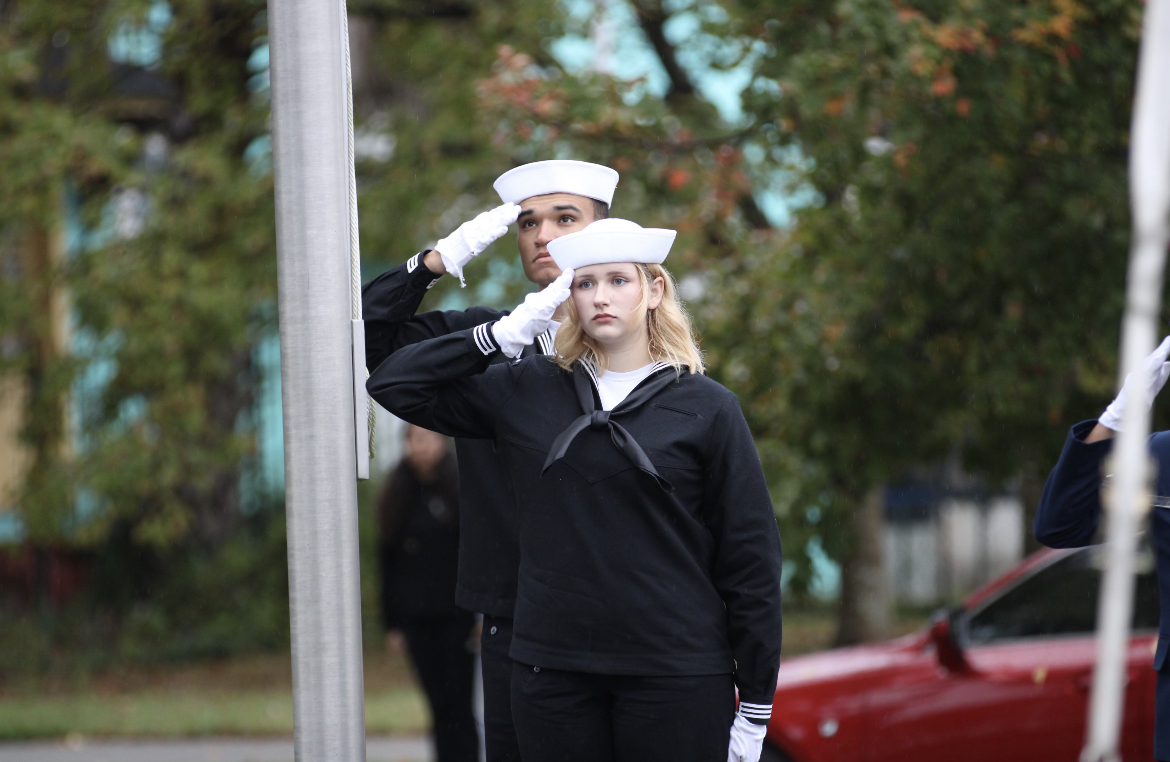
554,263,705,375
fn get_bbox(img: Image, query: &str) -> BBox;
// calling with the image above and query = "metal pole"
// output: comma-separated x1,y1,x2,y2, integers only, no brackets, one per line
268,0,367,759
1082,1,1170,760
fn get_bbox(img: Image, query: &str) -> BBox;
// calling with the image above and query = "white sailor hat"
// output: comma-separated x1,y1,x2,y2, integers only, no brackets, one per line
547,218,675,271
493,160,619,206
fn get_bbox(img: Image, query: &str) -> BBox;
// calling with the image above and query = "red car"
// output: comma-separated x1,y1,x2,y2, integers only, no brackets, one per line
764,545,1161,762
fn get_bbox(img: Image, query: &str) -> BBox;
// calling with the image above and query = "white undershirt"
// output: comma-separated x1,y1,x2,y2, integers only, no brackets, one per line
596,363,658,411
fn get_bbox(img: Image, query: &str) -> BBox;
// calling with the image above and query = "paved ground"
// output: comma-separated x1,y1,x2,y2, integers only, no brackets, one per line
0,735,432,762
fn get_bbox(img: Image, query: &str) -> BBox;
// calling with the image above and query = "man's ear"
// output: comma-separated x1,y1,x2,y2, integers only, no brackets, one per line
647,276,665,310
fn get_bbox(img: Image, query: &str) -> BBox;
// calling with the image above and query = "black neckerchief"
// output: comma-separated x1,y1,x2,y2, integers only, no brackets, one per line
541,361,681,492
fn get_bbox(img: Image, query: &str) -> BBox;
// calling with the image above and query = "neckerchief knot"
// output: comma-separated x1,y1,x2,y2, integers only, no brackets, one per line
541,361,678,492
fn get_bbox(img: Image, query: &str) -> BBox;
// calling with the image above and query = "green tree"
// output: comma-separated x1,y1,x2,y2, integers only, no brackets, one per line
709,0,1143,641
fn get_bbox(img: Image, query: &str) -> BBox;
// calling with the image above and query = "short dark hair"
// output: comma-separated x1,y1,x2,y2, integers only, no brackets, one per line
592,199,609,220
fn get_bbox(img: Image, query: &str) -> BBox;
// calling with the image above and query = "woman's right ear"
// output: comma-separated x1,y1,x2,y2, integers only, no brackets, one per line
647,276,665,310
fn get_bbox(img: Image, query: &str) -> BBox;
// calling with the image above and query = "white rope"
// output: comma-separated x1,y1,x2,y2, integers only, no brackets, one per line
341,6,360,320
340,1,376,460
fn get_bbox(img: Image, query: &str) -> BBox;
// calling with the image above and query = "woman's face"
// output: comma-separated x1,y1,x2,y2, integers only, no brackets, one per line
571,263,664,346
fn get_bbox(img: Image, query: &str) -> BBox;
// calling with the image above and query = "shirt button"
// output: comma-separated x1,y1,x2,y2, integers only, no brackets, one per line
533,666,541,673
490,626,498,635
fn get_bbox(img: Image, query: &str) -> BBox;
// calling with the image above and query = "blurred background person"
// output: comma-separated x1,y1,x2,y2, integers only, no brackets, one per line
378,424,479,762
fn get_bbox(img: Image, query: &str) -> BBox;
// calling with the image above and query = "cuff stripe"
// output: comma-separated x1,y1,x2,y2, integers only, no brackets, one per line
536,330,553,356
473,323,498,356
406,253,420,273
739,702,772,721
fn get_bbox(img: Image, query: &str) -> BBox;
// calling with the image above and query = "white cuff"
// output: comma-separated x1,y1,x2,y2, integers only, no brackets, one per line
439,249,468,288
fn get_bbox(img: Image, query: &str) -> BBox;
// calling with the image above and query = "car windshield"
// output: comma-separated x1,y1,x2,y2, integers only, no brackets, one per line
965,546,1159,646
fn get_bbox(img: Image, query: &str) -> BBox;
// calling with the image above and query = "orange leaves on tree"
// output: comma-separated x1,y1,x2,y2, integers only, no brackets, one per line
666,168,691,191
895,5,923,24
1011,0,1089,64
955,98,971,117
929,22,990,54
931,67,957,97
893,142,918,172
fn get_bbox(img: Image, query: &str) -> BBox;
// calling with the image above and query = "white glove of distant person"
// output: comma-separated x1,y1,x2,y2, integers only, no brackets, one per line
434,203,522,287
727,713,767,762
1099,335,1170,432
491,269,574,358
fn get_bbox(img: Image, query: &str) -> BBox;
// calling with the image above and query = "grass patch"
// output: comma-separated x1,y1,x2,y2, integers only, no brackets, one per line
0,649,427,741
0,688,426,741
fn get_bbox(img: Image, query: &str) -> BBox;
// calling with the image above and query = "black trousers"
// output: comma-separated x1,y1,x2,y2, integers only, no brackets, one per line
510,663,735,762
482,614,523,762
402,613,480,762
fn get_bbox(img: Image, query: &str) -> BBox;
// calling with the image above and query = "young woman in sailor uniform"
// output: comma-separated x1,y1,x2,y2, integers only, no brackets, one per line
368,218,784,762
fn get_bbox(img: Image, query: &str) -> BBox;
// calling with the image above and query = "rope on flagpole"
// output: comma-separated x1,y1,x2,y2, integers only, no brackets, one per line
340,1,376,475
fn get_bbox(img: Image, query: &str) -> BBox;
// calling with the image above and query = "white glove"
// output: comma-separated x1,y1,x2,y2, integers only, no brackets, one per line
1099,336,1170,432
728,713,767,762
491,269,574,358
434,203,522,287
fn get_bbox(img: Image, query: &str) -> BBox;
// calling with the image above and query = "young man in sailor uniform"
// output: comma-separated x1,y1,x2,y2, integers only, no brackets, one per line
361,160,619,762
368,218,784,762
1035,336,1170,760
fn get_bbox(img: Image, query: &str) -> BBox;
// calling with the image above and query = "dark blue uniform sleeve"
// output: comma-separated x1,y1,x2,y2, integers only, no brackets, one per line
1034,420,1112,548
366,323,525,440
704,395,784,722
361,253,507,370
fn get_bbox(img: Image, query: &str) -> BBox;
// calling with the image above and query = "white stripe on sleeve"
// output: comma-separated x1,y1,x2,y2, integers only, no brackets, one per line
473,323,498,356
738,702,772,722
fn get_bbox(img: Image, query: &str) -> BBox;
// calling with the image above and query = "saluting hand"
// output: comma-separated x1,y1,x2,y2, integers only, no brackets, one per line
433,203,522,287
1099,335,1170,433
491,269,574,359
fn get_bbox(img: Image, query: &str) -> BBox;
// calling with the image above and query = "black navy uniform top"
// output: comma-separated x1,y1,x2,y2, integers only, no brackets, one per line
360,252,552,622
363,252,555,619
367,321,785,714
1035,419,1170,758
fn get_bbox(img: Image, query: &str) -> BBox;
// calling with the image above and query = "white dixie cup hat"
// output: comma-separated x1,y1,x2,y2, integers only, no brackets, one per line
546,218,676,271
493,160,620,206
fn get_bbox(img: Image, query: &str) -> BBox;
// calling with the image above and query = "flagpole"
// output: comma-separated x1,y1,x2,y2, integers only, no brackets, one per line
268,0,367,758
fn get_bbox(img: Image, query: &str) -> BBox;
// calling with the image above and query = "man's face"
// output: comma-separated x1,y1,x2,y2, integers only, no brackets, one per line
515,192,598,286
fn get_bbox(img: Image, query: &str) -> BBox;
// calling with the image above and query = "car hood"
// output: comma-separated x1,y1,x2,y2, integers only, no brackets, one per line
775,633,926,690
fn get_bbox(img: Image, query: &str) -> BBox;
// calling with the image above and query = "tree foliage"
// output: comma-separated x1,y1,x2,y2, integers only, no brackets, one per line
716,0,1144,616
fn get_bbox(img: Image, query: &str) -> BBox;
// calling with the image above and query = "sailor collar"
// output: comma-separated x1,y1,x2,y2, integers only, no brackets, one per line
542,360,681,492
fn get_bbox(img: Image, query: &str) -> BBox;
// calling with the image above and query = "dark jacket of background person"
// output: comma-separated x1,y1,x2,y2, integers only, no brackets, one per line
378,436,479,762
378,449,462,627
1035,419,1170,760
